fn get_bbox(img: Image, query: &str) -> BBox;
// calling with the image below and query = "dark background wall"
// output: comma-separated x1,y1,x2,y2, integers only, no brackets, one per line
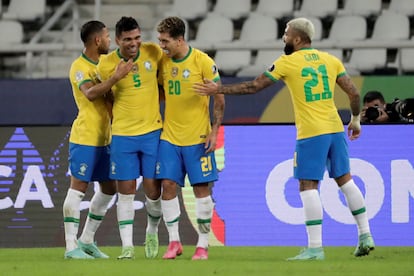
1,76,413,126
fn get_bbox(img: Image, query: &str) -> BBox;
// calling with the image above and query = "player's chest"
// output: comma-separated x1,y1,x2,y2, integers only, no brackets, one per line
117,60,158,90
162,63,202,84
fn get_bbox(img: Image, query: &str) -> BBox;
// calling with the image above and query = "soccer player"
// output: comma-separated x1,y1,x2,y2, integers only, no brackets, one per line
194,17,375,260
156,16,225,260
96,16,164,259
64,20,133,259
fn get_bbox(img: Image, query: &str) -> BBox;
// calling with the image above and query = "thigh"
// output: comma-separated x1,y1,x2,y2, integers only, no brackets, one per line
110,135,140,180
156,140,185,186
327,132,350,178
294,135,330,181
182,143,218,185
139,129,161,179
69,143,101,182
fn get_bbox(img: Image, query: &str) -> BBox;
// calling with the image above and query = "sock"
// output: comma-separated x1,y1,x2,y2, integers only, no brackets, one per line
300,189,323,248
195,195,214,249
161,197,181,242
117,193,135,248
340,179,371,236
145,196,162,235
63,188,85,251
79,190,114,244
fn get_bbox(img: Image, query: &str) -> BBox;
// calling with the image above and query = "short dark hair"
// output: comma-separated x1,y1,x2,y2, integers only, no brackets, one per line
157,16,186,39
115,16,140,38
80,20,106,44
363,90,385,104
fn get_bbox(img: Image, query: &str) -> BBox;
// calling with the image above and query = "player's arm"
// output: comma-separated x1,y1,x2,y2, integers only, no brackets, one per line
82,59,133,101
336,74,361,140
194,73,274,96
205,80,225,153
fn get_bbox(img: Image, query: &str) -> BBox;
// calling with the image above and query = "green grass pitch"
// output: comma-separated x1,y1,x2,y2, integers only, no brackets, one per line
1,246,413,276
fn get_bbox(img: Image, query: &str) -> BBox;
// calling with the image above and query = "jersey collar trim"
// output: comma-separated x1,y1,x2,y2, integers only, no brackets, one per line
172,46,192,63
81,53,98,65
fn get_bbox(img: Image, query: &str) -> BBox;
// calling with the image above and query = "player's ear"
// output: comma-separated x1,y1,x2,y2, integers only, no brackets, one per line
94,35,101,46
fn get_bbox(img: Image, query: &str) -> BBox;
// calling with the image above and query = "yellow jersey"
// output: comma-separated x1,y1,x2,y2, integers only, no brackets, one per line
69,53,111,146
265,48,346,139
97,42,163,136
159,47,220,146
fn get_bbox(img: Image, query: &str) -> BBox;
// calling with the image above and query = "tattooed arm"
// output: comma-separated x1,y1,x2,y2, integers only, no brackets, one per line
194,74,274,96
337,74,361,140
205,81,225,153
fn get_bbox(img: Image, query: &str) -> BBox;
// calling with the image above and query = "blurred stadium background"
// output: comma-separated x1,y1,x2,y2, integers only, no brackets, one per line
1,0,414,78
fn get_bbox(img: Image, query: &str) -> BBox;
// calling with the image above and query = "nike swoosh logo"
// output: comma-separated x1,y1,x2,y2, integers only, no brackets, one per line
203,172,211,177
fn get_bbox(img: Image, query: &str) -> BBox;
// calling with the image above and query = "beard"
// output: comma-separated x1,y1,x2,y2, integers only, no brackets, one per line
98,45,109,55
284,43,294,55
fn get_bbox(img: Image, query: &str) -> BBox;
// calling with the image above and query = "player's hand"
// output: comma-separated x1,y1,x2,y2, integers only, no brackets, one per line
113,59,134,81
204,131,217,153
193,79,218,96
348,115,361,140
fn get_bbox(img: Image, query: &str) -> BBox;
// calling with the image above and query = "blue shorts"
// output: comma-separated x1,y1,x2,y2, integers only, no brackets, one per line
294,132,350,180
156,140,218,187
110,129,161,180
68,143,111,182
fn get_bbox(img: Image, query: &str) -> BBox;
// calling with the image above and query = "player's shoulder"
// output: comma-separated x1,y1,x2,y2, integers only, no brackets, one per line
70,54,94,71
141,41,162,52
191,47,214,62
70,55,82,69
94,52,114,70
317,49,337,59
99,51,116,62
141,42,163,60
191,47,207,57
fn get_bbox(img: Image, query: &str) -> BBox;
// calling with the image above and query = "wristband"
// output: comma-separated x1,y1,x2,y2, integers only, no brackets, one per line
351,114,361,130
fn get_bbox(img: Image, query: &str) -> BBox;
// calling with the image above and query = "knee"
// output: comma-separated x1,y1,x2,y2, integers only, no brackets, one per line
161,179,177,199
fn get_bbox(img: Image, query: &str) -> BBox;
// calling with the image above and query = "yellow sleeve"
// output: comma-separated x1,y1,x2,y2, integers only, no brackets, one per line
201,54,220,82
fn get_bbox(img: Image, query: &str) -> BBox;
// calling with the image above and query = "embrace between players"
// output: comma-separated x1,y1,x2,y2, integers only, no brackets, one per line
63,15,374,261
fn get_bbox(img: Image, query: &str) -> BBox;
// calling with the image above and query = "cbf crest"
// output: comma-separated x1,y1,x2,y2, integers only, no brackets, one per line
75,71,84,82
182,69,190,79
171,67,179,78
78,163,87,176
144,61,152,71
132,63,139,74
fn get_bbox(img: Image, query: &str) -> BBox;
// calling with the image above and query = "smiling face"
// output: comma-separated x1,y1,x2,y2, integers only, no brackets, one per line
116,28,141,59
158,32,182,59
156,16,187,59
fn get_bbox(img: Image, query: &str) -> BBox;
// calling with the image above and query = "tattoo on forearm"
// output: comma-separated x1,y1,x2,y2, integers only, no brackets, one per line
350,94,360,116
212,100,225,130
339,76,361,116
219,81,257,95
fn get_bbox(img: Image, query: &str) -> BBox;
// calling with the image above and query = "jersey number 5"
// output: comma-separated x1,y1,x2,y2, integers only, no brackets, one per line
302,64,332,102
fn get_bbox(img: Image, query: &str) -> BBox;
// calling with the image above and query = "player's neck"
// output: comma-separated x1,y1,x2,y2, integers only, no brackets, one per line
83,48,99,63
174,44,190,60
